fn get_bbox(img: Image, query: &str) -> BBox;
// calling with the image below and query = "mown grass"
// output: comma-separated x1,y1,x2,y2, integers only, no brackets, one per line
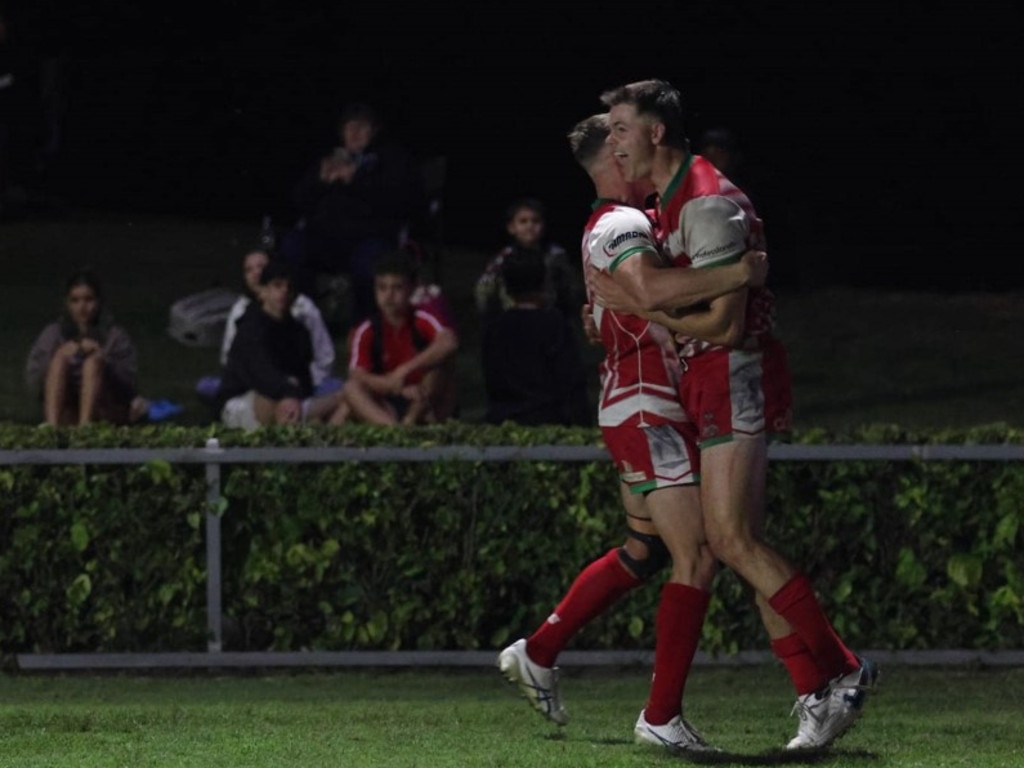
2,207,1023,431
1,665,1021,767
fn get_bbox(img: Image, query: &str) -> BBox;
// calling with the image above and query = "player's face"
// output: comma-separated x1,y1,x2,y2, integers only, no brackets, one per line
507,208,544,248
607,104,656,182
374,273,413,322
66,285,99,331
243,251,270,294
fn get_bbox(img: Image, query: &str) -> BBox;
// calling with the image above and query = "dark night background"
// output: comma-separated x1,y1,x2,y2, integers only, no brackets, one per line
3,0,1019,291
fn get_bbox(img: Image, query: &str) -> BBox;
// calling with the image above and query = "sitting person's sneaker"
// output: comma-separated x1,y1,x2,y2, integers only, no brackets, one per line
634,709,716,754
496,638,568,725
146,398,184,422
787,656,880,750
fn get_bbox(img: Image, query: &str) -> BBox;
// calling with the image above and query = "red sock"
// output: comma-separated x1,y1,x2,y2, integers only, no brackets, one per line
644,583,710,725
527,548,640,668
771,633,829,695
768,574,859,678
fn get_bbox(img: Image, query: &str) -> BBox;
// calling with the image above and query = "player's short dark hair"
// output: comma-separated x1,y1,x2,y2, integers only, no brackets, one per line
568,113,609,167
600,78,689,150
501,246,547,300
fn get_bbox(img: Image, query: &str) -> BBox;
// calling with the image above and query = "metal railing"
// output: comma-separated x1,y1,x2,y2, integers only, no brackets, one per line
4,440,1022,668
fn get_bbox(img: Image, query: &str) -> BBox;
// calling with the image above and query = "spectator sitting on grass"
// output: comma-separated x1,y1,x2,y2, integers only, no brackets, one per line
216,260,349,429
197,246,342,407
342,249,458,425
25,267,147,426
481,246,592,426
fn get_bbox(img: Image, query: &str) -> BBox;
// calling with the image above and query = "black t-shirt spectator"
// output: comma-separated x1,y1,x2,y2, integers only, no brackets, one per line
482,307,591,427
217,302,314,406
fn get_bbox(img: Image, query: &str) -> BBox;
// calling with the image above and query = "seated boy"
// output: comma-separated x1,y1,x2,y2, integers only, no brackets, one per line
217,261,348,429
343,250,459,425
481,246,591,426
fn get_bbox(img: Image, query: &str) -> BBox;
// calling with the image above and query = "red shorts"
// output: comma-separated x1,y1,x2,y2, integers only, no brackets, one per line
677,336,793,449
601,421,698,493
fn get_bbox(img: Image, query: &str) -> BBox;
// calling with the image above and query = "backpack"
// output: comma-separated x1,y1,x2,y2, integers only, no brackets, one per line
167,288,240,348
410,282,458,334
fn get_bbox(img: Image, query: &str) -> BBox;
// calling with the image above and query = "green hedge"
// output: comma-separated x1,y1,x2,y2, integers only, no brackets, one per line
1,422,1022,656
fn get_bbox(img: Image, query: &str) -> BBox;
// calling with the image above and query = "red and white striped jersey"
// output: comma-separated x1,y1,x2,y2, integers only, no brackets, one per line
582,199,687,427
658,154,776,355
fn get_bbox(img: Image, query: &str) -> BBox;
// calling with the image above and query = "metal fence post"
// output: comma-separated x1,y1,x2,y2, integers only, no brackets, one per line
204,438,224,652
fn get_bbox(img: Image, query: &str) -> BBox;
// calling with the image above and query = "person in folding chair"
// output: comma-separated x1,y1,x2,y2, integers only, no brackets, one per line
285,102,424,327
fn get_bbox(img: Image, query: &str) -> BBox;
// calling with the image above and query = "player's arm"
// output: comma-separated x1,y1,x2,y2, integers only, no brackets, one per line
609,249,764,313
589,249,765,314
580,303,601,345
637,193,764,314
651,195,759,346
648,288,749,347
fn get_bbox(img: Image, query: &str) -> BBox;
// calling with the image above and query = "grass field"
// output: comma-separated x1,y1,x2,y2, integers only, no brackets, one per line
1,665,1021,767
2,207,1024,431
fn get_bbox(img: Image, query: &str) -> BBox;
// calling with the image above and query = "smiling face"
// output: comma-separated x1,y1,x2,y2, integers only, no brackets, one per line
606,103,658,183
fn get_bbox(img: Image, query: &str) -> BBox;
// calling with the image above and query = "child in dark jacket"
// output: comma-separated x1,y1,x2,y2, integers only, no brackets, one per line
217,261,349,429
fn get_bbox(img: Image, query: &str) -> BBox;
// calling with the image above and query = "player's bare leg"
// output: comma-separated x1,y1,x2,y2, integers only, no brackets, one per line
700,435,873,750
633,484,717,753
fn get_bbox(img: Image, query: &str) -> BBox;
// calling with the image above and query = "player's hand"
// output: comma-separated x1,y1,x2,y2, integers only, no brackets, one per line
580,303,601,346
742,249,769,288
586,266,640,314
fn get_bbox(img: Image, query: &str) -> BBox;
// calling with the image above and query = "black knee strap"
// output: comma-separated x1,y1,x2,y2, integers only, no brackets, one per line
619,530,670,581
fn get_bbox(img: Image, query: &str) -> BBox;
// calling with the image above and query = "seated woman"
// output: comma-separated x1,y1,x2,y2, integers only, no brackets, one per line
25,268,143,426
